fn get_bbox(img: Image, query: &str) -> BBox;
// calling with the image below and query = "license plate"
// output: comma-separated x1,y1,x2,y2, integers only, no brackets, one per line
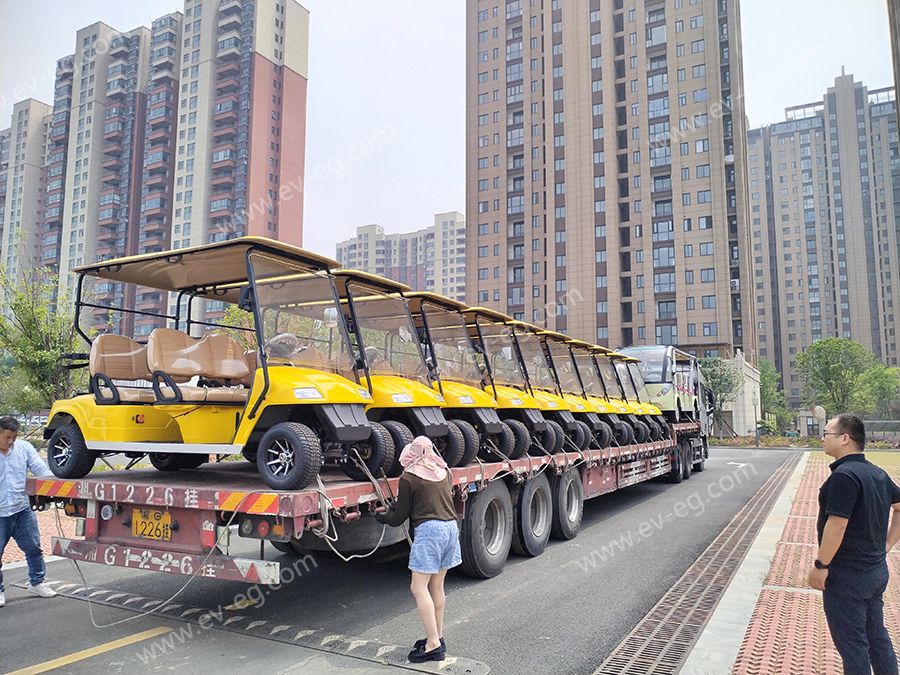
132,508,172,542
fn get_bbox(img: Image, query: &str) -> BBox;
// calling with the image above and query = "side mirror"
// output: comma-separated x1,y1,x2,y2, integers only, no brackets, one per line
238,287,254,312
323,307,339,329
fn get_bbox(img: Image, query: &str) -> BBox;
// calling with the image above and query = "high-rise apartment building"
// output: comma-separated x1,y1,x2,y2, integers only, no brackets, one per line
1,99,53,285
0,129,10,256
0,0,310,335
335,212,468,301
889,0,900,120
748,74,900,405
465,0,754,360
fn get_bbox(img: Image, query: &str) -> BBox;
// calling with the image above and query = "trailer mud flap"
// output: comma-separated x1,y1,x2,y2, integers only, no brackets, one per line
316,404,371,443
408,407,449,437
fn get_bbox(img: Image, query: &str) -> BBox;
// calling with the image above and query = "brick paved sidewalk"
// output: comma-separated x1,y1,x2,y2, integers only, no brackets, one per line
732,452,900,674
1,507,78,565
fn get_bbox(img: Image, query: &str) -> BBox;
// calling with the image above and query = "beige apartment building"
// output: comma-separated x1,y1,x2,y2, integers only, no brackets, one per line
748,74,900,406
1,99,53,287
335,212,468,301
890,0,900,117
465,0,755,359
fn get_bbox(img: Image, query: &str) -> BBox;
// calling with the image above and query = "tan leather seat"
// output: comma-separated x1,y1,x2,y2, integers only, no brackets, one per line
89,334,156,403
240,350,258,388
202,333,251,402
147,328,209,402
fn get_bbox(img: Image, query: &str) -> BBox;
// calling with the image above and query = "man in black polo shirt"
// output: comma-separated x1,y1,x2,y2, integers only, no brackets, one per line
808,413,900,675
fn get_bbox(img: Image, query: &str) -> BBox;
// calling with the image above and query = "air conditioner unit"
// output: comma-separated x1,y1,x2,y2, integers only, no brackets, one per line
730,279,740,293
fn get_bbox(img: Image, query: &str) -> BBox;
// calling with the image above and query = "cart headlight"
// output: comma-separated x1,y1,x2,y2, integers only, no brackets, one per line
575,403,585,411
510,397,523,406
435,394,445,403
357,388,372,400
391,393,414,403
547,401,558,408
294,387,324,400
458,395,475,405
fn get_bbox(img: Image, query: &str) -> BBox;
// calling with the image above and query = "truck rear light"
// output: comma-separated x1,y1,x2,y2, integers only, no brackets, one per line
256,520,270,537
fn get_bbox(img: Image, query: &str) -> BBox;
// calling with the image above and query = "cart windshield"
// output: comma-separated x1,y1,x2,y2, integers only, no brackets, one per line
514,331,557,391
597,357,625,398
476,321,528,388
573,352,606,397
545,341,581,395
614,361,639,401
422,303,483,384
627,362,652,402
347,283,429,385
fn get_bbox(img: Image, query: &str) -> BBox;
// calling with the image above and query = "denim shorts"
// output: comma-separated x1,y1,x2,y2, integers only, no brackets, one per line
409,519,462,574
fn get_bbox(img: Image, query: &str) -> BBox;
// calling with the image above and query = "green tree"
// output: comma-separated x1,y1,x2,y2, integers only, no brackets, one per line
220,304,257,352
795,338,874,415
0,266,85,413
856,363,900,418
699,357,743,434
758,359,794,431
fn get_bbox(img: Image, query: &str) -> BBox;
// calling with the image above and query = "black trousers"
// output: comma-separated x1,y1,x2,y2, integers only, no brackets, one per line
823,564,898,675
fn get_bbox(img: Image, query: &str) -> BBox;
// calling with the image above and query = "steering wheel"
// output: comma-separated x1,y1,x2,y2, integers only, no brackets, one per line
364,345,383,367
265,333,307,359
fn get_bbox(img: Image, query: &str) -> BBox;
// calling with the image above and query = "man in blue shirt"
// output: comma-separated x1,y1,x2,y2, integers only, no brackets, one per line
808,413,900,675
0,416,58,607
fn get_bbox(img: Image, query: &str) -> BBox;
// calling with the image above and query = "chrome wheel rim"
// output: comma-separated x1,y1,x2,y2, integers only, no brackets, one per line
53,436,71,466
484,498,507,556
266,438,294,477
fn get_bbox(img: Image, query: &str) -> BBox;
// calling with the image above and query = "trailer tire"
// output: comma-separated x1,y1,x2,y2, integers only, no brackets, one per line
381,420,413,477
271,541,294,554
459,480,513,578
693,439,707,472
149,453,183,472
550,468,584,540
573,420,593,450
452,419,480,466
343,421,395,481
479,420,515,462
258,422,324,490
593,420,612,449
511,473,552,557
47,423,95,478
434,420,466,468
504,418,530,460
668,446,684,484
633,419,650,444
682,442,693,481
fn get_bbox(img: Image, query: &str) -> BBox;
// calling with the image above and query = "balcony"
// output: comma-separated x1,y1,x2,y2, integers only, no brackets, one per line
103,139,124,155
56,57,74,77
143,169,168,188
138,229,168,249
146,125,172,143
106,77,129,98
219,0,243,15
215,76,240,95
103,121,124,140
101,155,123,171
141,198,168,218
98,207,120,226
210,148,235,168
218,10,242,32
216,34,242,59
217,59,240,78
210,171,235,188
50,124,68,141
212,122,236,142
213,98,238,122
144,151,170,173
109,35,131,57
100,171,121,186
208,198,234,217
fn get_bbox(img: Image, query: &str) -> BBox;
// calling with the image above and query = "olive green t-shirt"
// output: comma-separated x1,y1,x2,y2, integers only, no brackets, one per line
382,471,458,527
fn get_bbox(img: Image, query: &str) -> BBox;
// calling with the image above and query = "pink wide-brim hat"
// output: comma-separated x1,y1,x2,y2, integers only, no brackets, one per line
399,435,448,482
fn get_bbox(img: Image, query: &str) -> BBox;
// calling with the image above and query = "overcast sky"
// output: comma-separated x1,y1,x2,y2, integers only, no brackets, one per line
0,0,894,259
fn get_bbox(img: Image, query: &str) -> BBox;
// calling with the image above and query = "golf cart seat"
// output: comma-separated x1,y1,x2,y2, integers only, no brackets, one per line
89,334,156,404
147,328,251,403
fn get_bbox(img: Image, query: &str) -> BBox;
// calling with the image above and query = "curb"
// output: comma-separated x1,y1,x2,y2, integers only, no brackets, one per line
679,450,811,674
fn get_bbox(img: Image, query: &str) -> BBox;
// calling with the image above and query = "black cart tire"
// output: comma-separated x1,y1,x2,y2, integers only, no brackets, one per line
633,419,650,444
451,419,480,467
479,420,515,461
47,423,95,478
573,420,592,450
646,419,662,442
459,480,513,578
613,420,634,446
343,421,395,481
257,422,324,490
149,453,183,472
179,454,208,469
550,468,584,540
547,420,565,454
241,446,258,463
593,420,612,449
511,473,553,557
381,420,414,477
434,421,466,468
504,418,530,460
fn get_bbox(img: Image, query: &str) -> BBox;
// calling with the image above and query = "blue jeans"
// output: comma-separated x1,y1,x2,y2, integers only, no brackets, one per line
823,564,898,675
0,507,47,590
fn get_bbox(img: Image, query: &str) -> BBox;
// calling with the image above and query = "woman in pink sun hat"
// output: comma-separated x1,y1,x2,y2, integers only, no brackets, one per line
376,435,461,663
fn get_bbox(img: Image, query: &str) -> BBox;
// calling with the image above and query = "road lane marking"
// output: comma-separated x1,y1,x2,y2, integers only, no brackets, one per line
7,627,173,674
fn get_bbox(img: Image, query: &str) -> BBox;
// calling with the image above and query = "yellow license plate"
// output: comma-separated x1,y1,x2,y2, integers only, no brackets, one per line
132,508,172,542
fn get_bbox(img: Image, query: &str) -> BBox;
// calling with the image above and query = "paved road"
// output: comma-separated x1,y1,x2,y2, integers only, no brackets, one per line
0,447,793,674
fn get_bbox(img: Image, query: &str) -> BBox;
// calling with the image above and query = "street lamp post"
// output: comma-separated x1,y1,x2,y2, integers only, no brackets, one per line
752,396,760,448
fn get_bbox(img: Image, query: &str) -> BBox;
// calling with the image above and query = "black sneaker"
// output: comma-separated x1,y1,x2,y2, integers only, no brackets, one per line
408,644,446,663
413,637,445,650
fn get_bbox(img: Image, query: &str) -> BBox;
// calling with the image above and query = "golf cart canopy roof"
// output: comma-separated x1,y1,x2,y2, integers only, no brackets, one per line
74,237,339,292
330,269,413,294
404,292,469,314
537,330,572,343
461,306,515,324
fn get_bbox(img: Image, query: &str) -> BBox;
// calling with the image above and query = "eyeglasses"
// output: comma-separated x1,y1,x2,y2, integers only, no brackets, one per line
821,432,844,438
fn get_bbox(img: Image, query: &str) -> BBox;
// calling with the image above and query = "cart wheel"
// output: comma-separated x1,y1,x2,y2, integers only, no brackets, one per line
451,419,479,467
593,420,612,449
179,454,208,470
47,423,95,478
343,421,394,482
241,445,258,463
381,420,413,477
257,422,324,490
150,453,183,471
434,421,465,467
573,420,592,450
478,420,514,462
503,418,531,460
613,420,634,446
633,419,650,444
